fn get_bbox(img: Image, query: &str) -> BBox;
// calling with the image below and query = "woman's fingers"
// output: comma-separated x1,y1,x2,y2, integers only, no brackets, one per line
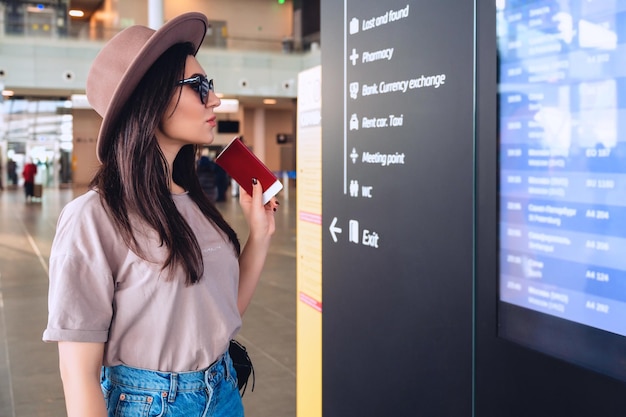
265,196,279,212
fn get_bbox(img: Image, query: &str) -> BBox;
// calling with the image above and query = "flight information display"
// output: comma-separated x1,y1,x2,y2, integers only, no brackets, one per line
498,0,626,339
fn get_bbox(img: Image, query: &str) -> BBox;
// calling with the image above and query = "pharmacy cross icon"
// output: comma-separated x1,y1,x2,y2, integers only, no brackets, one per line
349,48,359,66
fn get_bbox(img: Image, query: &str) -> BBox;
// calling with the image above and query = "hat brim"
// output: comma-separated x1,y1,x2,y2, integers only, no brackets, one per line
88,13,208,162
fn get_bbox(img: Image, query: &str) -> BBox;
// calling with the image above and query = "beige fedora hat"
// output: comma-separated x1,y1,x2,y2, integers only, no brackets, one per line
86,12,208,161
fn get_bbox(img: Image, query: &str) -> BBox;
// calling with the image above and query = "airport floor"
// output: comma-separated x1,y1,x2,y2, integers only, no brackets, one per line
0,183,296,417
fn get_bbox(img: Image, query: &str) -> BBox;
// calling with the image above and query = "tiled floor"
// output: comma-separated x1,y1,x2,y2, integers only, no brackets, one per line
0,184,296,417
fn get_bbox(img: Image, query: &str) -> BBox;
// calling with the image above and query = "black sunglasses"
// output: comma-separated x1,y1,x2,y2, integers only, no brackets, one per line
177,74,214,105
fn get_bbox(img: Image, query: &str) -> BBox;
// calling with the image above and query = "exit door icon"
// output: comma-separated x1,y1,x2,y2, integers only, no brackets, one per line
349,220,359,244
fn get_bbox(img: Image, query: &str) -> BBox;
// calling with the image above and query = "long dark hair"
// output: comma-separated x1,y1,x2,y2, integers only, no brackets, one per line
89,42,240,285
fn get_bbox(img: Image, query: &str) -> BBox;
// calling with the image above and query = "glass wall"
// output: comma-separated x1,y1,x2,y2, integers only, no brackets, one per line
2,0,69,37
0,0,296,52
1,97,73,188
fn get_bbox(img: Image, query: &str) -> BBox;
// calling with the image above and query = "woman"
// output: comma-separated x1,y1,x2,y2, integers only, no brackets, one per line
43,12,277,417
22,159,37,200
197,151,219,203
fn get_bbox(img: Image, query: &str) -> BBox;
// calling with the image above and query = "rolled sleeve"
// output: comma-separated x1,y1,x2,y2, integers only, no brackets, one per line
43,191,116,343
43,254,113,343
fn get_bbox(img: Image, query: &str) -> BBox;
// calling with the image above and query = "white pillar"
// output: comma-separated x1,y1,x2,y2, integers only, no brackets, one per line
253,107,266,162
0,3,5,38
148,0,164,29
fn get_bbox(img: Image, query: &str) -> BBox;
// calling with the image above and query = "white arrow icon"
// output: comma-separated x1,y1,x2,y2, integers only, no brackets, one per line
329,217,342,242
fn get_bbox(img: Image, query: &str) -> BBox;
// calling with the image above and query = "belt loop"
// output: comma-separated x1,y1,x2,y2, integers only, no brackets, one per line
204,366,212,386
168,372,178,402
204,367,215,404
223,351,231,380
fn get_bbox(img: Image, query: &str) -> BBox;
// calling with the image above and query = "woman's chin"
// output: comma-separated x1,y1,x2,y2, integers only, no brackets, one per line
199,133,215,145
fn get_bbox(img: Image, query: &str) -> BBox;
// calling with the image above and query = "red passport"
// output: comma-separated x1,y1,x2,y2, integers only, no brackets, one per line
215,137,283,204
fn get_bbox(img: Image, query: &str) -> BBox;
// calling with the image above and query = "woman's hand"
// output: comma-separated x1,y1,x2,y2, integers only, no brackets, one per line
238,178,277,241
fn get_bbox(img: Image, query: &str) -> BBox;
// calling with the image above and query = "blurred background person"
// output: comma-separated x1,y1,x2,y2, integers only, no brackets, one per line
7,159,17,186
197,148,218,202
22,159,37,201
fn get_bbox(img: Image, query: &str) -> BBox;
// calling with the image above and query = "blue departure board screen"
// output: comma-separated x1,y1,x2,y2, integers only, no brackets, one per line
497,0,626,369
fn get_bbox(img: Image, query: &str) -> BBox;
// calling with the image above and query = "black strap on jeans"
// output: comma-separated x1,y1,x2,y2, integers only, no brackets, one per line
229,339,255,396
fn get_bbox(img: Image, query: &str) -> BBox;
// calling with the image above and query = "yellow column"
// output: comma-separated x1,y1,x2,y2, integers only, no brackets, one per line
296,65,322,417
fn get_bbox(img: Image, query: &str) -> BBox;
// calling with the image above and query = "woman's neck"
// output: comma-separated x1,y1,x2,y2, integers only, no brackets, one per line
170,182,186,194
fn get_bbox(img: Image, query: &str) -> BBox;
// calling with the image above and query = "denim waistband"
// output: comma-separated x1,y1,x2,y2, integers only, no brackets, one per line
101,351,232,397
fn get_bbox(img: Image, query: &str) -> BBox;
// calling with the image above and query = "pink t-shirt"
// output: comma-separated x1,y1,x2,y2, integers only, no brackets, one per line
43,190,241,372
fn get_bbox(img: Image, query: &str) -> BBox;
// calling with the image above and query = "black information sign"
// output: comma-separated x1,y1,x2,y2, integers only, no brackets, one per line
322,0,475,414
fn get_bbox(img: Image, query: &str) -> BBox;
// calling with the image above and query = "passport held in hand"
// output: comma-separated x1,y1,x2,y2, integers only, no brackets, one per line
215,137,283,204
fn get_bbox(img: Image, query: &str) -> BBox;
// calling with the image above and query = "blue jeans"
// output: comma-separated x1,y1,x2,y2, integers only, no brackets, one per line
101,352,243,417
